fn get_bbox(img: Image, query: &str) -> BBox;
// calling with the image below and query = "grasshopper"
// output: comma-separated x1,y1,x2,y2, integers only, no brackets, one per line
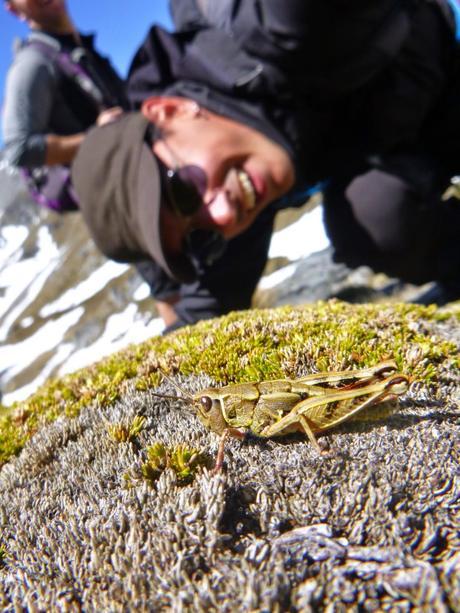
155,360,409,471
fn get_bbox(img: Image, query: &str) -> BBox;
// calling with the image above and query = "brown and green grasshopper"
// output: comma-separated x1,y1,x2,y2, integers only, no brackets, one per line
155,360,409,471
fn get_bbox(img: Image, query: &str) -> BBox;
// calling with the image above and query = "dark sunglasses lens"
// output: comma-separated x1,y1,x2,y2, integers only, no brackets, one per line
169,165,207,216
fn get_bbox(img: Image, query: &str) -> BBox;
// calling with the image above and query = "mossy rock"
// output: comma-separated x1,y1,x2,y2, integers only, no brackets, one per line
0,301,459,610
0,301,458,468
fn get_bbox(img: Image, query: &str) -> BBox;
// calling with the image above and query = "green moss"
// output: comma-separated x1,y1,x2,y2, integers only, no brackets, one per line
140,442,206,485
169,444,205,483
139,442,169,484
1,301,458,468
145,442,169,471
106,415,146,444
0,544,7,569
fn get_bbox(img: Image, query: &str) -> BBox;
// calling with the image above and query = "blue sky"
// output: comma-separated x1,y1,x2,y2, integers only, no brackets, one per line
0,0,173,144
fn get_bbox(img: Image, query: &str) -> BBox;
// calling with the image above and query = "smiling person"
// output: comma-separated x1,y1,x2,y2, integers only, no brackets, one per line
2,0,127,204
72,99,293,329
72,0,460,332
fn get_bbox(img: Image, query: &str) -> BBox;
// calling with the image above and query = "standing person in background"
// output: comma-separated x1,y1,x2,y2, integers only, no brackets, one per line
1,0,181,328
1,0,127,187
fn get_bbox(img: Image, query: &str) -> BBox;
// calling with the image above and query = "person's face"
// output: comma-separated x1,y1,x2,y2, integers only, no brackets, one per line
142,97,295,255
6,0,68,30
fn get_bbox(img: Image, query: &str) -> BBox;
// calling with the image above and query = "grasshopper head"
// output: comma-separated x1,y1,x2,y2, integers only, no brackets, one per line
194,391,228,435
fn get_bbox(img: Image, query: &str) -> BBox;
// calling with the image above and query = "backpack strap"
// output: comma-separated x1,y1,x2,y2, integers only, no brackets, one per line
24,38,106,111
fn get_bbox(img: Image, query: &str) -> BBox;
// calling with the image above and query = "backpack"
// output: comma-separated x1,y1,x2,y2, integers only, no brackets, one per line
21,38,117,212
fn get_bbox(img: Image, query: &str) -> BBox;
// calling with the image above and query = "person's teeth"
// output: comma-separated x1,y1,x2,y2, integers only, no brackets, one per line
237,170,256,210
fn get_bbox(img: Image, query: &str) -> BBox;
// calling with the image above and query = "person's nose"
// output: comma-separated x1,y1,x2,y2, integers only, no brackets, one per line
204,186,238,227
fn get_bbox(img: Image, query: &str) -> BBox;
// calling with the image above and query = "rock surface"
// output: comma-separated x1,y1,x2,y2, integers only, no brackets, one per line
0,307,459,611
1,162,459,611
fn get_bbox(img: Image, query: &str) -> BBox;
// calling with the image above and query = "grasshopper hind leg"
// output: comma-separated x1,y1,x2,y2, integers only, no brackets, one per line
298,415,323,454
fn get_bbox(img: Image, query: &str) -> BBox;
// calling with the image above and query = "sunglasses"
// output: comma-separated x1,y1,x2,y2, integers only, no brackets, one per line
145,123,206,217
145,123,227,265
160,161,207,217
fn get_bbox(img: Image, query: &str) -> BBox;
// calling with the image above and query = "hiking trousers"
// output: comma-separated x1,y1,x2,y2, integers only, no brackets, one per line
322,152,460,285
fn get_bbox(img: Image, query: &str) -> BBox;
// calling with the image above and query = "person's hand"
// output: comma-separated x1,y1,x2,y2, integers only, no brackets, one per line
96,106,124,126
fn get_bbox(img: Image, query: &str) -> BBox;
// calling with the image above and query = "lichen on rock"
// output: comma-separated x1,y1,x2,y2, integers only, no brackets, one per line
0,301,459,610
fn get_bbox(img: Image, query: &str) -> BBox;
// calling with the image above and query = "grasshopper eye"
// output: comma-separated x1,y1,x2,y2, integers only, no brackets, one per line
200,396,213,413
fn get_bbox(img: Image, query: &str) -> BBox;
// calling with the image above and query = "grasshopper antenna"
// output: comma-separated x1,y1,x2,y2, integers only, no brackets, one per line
158,370,195,401
149,391,192,404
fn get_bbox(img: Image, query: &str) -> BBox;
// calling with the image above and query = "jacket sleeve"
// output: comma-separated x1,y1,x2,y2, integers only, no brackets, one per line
2,48,56,168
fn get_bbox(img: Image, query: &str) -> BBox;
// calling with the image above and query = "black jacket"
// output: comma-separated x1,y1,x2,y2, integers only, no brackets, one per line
128,0,457,190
